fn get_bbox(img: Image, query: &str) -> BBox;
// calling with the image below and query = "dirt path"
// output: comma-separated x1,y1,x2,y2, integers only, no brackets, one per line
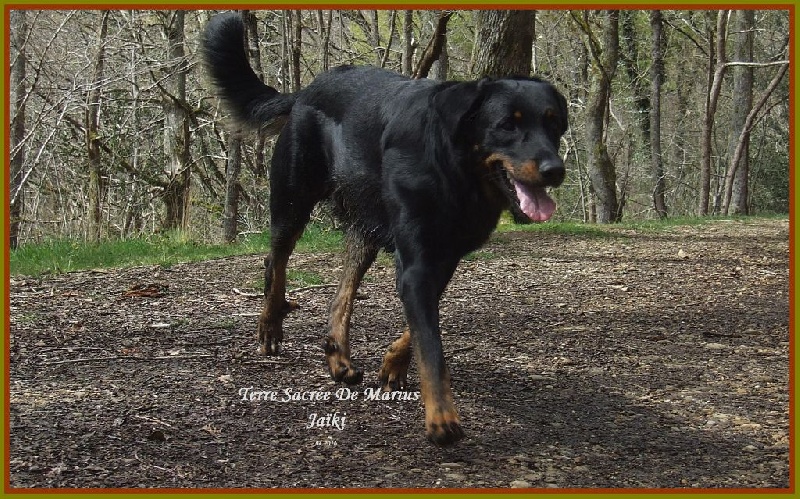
8,219,791,489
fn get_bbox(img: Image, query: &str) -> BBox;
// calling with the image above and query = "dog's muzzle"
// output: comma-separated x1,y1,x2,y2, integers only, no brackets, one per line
486,154,565,222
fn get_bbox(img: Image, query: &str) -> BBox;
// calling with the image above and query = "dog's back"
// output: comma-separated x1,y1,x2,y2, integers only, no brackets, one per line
203,13,422,138
296,65,414,121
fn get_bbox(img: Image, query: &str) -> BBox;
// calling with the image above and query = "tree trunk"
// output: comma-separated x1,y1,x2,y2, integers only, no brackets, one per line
161,10,191,232
699,10,729,216
86,10,110,241
316,10,333,73
291,11,302,92
429,11,449,80
123,10,144,238
223,134,242,243
471,10,534,77
579,10,621,223
280,11,290,93
722,62,788,215
402,10,415,76
379,11,398,69
9,10,27,249
725,10,755,215
650,10,668,218
621,10,667,219
621,11,650,143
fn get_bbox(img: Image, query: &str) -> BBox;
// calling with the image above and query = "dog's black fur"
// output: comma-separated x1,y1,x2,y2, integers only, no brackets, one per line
203,12,568,445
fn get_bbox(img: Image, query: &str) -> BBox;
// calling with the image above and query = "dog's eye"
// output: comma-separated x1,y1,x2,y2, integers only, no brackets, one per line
497,118,516,132
544,109,562,130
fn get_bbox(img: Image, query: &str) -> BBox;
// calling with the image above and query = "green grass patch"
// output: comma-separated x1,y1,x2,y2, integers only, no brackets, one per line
497,220,620,238
463,250,497,262
11,216,785,277
618,214,786,231
287,269,327,288
9,230,269,277
9,224,345,277
496,214,786,237
295,224,343,253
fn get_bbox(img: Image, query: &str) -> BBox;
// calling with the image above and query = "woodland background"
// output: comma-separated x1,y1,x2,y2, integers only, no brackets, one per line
6,9,791,248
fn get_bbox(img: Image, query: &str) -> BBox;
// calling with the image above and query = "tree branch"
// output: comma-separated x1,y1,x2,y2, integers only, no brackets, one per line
412,11,453,79
722,62,789,213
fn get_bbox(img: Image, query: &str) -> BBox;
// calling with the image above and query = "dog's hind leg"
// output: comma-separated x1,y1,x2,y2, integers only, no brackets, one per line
257,119,324,355
324,230,379,384
258,229,302,355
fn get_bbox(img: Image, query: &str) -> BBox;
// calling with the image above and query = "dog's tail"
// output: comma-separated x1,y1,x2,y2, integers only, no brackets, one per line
202,13,295,134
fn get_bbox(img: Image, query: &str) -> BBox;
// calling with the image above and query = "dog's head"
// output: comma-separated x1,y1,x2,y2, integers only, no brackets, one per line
433,78,568,222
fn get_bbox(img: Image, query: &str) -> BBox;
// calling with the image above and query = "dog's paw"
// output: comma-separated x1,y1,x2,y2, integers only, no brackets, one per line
332,363,364,384
378,364,408,392
257,320,283,356
323,338,363,384
258,338,280,356
426,412,465,446
378,330,412,391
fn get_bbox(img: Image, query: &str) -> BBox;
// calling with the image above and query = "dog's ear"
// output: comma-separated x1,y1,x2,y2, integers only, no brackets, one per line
430,80,488,138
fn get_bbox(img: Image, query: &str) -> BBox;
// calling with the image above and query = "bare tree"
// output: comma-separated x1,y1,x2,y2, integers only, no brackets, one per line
722,61,789,215
402,10,415,75
7,9,792,246
243,10,269,179
160,10,191,231
222,10,269,243
413,11,453,79
650,10,668,218
698,10,730,216
316,10,333,73
86,10,110,241
291,11,302,92
575,10,621,223
9,10,28,249
723,10,755,215
621,10,667,219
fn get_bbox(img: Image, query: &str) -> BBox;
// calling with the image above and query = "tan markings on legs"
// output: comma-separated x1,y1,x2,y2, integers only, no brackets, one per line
324,234,377,384
257,232,302,355
378,328,412,391
417,354,463,446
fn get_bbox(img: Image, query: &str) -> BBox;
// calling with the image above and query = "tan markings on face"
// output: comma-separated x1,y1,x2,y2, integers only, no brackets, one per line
484,152,514,173
517,160,541,183
544,108,555,120
484,153,543,184
513,110,523,120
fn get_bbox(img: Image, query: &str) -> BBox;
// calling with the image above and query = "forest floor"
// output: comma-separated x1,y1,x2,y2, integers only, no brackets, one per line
7,219,792,490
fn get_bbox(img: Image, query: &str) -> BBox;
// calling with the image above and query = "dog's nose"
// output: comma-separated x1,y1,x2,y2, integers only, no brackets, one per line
539,158,565,187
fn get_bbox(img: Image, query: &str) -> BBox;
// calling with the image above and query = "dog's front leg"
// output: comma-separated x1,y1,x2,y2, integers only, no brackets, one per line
396,257,464,446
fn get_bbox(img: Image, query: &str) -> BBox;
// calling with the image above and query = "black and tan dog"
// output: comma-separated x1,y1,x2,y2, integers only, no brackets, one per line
203,12,568,445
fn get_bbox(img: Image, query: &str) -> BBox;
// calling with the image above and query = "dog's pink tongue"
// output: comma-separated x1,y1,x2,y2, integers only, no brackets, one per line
513,181,556,222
